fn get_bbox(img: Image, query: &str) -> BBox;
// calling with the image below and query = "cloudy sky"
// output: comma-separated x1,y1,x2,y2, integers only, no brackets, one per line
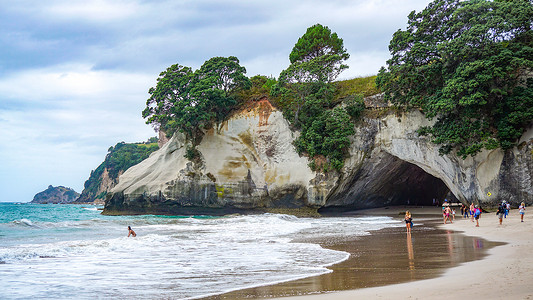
0,0,432,202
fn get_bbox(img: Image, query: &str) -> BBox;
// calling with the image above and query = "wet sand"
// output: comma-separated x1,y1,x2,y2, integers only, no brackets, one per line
207,206,502,299
274,206,533,299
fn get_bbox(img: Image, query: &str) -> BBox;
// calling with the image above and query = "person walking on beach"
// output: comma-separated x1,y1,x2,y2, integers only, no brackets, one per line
497,201,506,225
405,211,413,233
519,202,526,222
470,203,475,222
505,201,511,218
444,206,452,224
128,226,136,237
474,205,481,227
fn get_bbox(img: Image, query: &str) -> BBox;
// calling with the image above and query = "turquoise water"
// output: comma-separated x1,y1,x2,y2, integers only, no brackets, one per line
0,203,206,247
0,203,402,299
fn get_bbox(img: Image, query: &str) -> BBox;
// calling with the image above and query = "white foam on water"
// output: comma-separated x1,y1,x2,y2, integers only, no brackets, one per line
11,219,35,227
82,207,98,211
0,213,401,299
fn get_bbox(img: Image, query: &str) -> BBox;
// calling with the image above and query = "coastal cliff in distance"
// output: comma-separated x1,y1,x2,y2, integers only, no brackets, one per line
74,139,159,204
31,185,80,204
104,96,533,215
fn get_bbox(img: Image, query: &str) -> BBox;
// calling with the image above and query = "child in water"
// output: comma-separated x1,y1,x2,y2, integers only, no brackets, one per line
128,226,136,237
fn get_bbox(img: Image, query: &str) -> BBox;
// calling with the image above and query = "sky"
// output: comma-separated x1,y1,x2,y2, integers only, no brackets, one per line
0,0,432,202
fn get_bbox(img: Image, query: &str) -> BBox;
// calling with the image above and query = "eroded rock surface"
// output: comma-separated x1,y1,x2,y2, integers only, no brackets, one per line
105,99,533,215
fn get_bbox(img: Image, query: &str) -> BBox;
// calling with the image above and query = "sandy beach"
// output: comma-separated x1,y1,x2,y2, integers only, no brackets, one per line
276,206,533,300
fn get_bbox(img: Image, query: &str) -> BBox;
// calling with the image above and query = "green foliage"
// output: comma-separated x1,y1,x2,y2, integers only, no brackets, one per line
142,64,194,136
274,24,350,127
239,75,277,100
335,76,379,99
295,107,355,170
82,138,160,200
143,56,251,145
105,142,159,179
377,0,533,157
146,136,159,144
344,95,366,119
272,24,362,171
184,144,201,161
289,24,350,67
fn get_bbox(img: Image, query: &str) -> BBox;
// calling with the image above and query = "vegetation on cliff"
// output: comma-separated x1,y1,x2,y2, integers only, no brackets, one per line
272,24,361,171
77,138,159,203
142,56,251,149
32,185,79,204
377,0,533,158
142,24,374,171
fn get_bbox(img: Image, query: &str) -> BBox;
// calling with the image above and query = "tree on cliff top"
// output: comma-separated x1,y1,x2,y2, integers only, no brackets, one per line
282,24,350,86
272,24,356,171
376,0,533,158
289,24,349,67
275,24,350,126
142,56,251,145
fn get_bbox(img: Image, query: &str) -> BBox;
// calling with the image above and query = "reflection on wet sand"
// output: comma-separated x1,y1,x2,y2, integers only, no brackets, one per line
210,219,503,300
407,233,415,273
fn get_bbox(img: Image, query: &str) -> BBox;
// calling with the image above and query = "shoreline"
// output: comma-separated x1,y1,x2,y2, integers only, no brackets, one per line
273,206,533,299
209,206,501,299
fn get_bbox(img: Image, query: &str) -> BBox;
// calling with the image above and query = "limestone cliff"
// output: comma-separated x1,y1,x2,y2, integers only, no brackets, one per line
31,185,80,204
104,98,533,215
325,110,532,211
105,99,318,215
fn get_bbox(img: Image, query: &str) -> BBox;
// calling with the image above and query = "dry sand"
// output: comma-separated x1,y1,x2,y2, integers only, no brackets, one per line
277,206,533,300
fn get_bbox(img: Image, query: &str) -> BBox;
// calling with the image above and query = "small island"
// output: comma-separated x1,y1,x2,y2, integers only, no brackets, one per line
31,185,80,204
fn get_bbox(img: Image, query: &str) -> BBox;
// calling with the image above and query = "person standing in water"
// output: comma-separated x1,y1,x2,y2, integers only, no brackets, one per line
128,226,136,237
444,205,452,224
405,211,413,233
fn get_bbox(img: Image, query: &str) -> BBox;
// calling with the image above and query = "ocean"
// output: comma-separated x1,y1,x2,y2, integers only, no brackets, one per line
0,203,402,299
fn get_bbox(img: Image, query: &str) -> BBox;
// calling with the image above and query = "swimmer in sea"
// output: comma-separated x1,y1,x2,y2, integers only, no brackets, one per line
128,226,136,237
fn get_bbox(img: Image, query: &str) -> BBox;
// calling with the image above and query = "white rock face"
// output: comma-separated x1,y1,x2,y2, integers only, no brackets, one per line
377,111,505,203
107,99,533,214
111,131,189,197
330,110,532,208
198,99,314,193
108,99,318,213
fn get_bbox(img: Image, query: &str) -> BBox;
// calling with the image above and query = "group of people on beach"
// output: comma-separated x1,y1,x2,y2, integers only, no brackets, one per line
442,200,456,224
406,199,526,233
458,202,482,226
496,201,526,224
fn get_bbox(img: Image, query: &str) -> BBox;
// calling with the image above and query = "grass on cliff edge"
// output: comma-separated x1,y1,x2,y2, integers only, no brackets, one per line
335,75,379,99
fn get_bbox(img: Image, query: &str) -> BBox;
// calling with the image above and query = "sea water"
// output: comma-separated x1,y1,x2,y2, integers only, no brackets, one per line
0,203,402,299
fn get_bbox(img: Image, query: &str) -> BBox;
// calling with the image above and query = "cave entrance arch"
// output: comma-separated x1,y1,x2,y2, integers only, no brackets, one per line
320,152,452,213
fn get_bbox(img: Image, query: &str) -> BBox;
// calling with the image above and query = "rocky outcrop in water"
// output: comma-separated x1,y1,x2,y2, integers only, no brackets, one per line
104,98,533,215
31,185,80,204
